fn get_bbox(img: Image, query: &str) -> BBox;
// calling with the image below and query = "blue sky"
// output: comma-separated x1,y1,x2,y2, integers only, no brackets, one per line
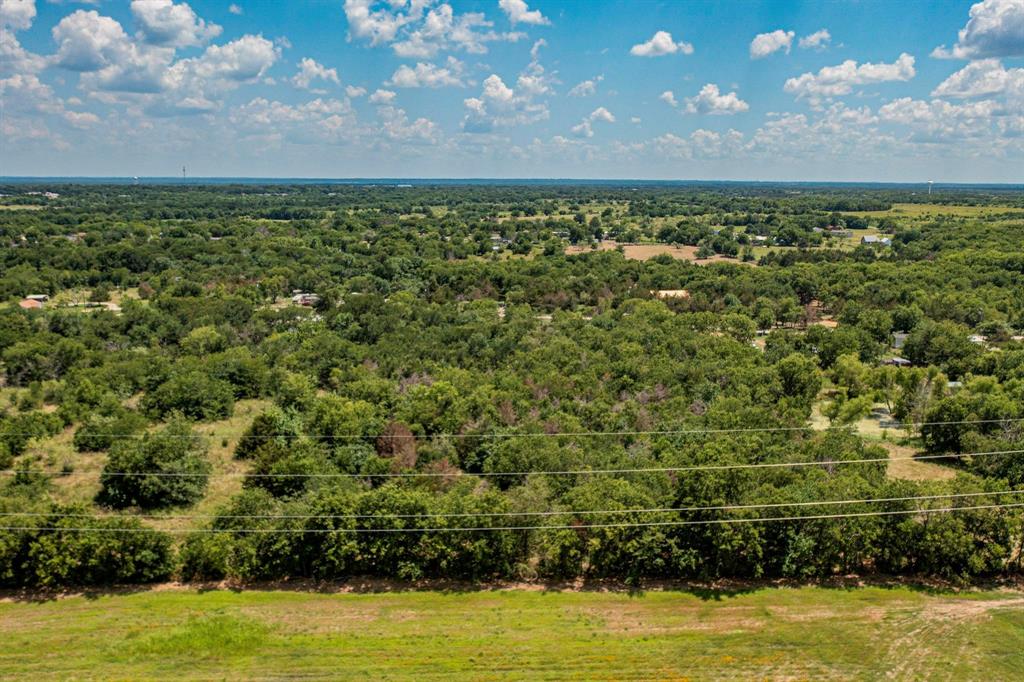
2,0,1023,180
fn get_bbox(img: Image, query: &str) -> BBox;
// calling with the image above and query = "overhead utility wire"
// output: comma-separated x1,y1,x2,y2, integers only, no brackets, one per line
2,488,1021,521
4,448,1021,479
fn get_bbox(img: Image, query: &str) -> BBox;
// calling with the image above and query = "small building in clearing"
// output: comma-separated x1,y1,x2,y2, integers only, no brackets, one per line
19,294,49,310
291,292,320,307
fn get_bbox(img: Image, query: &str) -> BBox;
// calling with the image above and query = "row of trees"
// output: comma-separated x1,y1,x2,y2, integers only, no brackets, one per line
1,475,1017,587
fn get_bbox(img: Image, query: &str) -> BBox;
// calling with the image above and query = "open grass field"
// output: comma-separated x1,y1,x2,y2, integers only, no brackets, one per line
565,240,753,265
1,585,1022,679
844,203,1024,219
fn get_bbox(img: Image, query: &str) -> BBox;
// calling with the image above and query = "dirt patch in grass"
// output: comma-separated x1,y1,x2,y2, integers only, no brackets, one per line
582,603,765,634
921,596,1024,621
882,595,1024,678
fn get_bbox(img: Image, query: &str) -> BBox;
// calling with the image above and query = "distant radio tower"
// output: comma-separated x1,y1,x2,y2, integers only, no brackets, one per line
182,165,187,181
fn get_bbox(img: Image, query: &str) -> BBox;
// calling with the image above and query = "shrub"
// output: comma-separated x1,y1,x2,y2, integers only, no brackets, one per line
73,411,150,452
97,418,211,509
0,510,173,587
141,371,235,421
234,408,303,460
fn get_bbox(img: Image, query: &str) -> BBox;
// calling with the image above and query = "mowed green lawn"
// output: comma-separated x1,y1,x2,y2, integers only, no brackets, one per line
1,585,1022,680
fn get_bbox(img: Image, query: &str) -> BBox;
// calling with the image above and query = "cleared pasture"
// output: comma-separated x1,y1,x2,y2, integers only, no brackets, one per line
1,585,1022,680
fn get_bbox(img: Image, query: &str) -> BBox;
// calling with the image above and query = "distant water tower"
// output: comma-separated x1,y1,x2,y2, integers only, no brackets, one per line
928,180,933,196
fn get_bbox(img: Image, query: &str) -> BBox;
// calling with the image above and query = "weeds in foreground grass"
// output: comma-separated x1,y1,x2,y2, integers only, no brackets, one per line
126,614,270,659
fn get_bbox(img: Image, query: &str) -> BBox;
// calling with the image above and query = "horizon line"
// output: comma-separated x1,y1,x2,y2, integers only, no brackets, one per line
2,176,1023,188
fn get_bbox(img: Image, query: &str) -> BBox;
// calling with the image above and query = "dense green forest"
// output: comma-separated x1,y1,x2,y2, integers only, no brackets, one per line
1,182,1024,587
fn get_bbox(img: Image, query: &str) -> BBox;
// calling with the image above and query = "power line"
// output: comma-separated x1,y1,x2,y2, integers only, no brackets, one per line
6,416,1023,441
2,501,1022,534
3,488,1021,521
5,448,1021,479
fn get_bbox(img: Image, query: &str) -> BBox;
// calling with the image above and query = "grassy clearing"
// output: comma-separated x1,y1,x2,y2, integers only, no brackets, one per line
565,240,754,265
147,399,270,532
881,441,956,482
809,401,958,482
845,203,1024,218
33,427,103,506
18,399,269,527
0,585,1022,679
49,287,141,307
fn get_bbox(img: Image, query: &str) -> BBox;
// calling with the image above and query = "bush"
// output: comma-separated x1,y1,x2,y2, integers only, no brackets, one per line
97,418,211,509
206,348,270,399
141,371,235,421
234,407,303,460
0,412,64,464
244,440,335,498
73,411,150,452
180,325,227,355
0,510,173,587
178,533,231,581
3,338,86,386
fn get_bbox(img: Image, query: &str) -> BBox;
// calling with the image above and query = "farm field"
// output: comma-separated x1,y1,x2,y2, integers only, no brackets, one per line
1,585,1022,680
844,202,1024,218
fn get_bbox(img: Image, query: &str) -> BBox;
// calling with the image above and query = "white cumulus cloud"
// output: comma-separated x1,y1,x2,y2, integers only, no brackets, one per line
387,57,466,88
798,29,831,50
292,57,340,90
172,34,279,84
932,58,1024,98
629,30,693,57
571,105,615,138
51,10,170,92
933,0,1024,59
369,88,396,104
0,0,35,31
462,66,550,132
130,0,222,48
749,29,793,59
344,0,525,58
784,53,916,99
1,0,45,77
568,74,603,97
498,0,550,26
683,83,749,115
